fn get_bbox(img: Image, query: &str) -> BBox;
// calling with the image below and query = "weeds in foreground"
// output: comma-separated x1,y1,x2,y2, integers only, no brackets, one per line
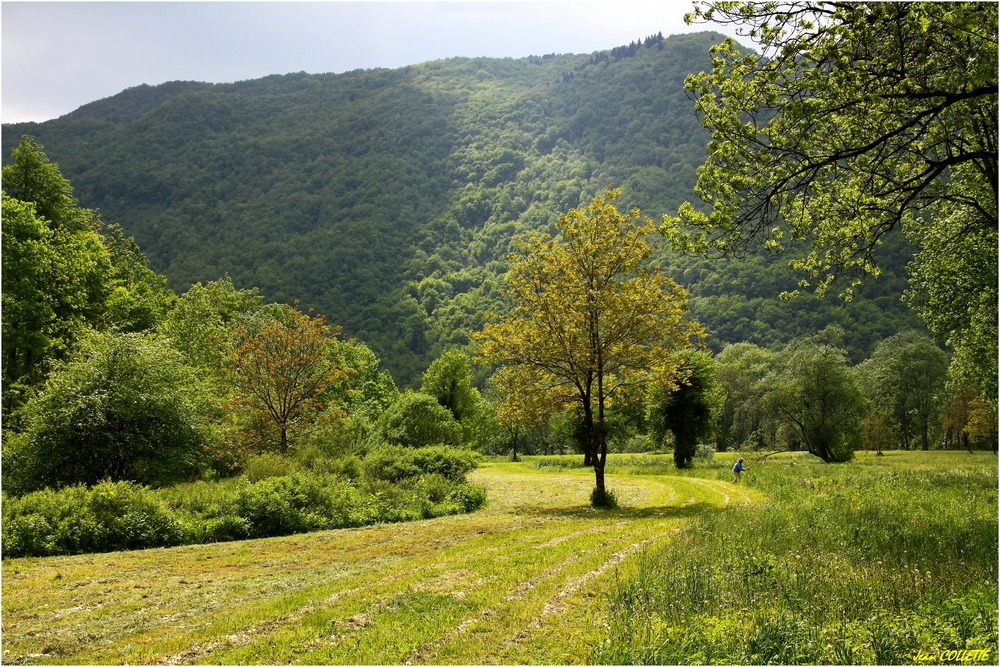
594,455,998,664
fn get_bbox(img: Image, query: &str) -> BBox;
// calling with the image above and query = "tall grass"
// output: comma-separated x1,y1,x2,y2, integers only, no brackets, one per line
595,453,998,664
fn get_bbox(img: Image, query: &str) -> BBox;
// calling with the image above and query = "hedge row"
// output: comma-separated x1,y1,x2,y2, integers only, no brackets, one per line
2,446,487,558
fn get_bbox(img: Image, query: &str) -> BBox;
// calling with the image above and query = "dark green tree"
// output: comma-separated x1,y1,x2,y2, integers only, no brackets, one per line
648,351,716,469
420,349,492,447
1,189,111,419
2,135,95,229
768,339,865,462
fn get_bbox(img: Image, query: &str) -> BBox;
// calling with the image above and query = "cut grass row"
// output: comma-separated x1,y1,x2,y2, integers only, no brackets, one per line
2,457,753,664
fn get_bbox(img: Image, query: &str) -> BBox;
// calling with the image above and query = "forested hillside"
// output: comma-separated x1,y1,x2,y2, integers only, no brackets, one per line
2,31,924,386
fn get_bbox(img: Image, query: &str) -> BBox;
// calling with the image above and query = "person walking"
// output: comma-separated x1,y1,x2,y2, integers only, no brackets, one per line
732,457,747,483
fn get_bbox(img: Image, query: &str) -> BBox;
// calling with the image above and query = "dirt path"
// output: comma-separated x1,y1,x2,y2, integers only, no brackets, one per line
1,460,756,665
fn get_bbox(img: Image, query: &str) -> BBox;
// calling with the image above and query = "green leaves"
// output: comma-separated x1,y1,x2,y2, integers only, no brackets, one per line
673,2,997,292
8,332,213,493
476,188,703,485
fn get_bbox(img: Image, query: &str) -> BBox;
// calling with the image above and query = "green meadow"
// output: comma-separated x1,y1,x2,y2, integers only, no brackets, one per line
2,451,995,665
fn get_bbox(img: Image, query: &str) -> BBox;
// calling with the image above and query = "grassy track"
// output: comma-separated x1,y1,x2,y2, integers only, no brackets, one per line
1,457,756,665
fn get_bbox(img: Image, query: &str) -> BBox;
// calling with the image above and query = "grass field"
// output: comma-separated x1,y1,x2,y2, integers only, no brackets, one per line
2,451,995,665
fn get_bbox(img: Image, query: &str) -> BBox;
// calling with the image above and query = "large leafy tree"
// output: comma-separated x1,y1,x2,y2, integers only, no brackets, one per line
1,139,113,418
856,331,948,450
475,189,702,495
667,2,997,395
373,391,463,449
768,338,865,462
226,305,348,453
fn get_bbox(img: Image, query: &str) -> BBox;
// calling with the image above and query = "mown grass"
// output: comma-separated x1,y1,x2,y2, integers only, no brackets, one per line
2,452,992,665
1,459,749,664
594,450,999,665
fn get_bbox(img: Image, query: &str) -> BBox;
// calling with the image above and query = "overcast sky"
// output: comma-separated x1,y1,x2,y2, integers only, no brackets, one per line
2,1,747,124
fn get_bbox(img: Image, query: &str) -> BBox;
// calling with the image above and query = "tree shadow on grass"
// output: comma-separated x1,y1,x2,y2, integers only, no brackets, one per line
511,501,722,522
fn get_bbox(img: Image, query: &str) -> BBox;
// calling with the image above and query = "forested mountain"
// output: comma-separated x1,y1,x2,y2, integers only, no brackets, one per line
2,32,925,386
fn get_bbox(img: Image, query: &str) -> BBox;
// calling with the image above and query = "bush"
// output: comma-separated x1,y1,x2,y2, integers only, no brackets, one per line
415,473,454,503
1,481,181,558
591,486,619,508
3,450,487,558
448,483,489,512
243,452,293,482
409,446,480,483
362,445,422,483
362,445,479,483
9,332,213,492
694,443,716,460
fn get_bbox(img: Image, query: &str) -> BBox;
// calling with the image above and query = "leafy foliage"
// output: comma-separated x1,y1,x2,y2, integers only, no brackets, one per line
5,332,212,493
668,2,997,292
2,32,929,387
712,342,779,452
373,391,463,449
476,189,702,490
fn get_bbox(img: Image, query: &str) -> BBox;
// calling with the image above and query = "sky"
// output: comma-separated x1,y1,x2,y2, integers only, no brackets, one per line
2,1,749,124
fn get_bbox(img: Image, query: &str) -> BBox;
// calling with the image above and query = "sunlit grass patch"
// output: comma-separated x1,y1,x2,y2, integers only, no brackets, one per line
596,452,999,665
1,461,734,664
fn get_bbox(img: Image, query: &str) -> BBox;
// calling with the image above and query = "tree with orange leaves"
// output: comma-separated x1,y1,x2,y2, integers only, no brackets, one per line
227,305,348,453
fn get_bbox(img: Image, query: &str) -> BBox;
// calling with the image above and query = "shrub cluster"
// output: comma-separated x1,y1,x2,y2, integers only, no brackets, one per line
2,446,487,559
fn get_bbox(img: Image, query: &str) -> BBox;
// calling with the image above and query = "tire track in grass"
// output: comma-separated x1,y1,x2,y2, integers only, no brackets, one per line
400,520,659,664
404,471,739,664
176,468,737,664
2,460,752,665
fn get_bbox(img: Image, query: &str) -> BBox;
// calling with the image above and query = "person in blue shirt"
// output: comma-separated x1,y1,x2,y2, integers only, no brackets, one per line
732,458,747,483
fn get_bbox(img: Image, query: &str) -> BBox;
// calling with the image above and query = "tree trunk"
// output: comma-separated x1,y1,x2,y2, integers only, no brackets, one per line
595,361,607,493
582,389,600,491
594,459,606,494
280,426,288,454
920,420,929,451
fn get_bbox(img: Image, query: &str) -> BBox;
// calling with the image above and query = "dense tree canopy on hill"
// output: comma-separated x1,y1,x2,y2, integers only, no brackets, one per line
3,32,927,386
